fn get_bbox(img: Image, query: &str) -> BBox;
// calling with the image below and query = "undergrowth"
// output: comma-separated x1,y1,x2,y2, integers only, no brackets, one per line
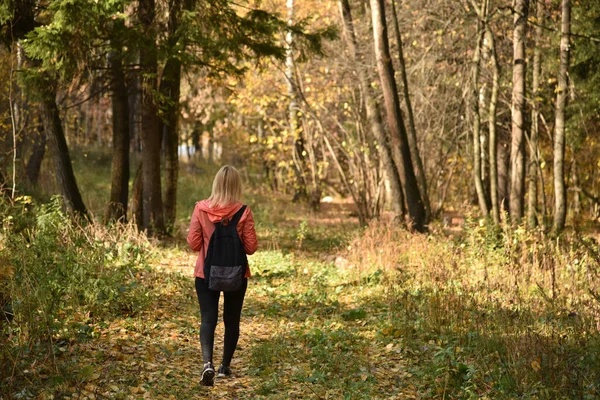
342,218,600,399
0,196,155,397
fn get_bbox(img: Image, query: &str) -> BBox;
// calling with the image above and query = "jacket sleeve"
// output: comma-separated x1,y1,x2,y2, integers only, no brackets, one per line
241,208,258,255
187,205,203,252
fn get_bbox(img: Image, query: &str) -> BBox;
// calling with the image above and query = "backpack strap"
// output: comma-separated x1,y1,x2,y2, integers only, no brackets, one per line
230,205,247,226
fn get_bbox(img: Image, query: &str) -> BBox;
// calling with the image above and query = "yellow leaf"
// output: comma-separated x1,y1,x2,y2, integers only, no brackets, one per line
531,360,541,372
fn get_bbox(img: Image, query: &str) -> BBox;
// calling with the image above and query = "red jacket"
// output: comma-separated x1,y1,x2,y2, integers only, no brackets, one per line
187,200,258,279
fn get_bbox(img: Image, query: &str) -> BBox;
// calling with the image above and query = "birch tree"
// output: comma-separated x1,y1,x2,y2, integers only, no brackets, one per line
509,0,529,222
553,0,571,233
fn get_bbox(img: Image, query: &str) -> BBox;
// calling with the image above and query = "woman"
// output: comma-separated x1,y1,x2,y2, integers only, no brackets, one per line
187,165,258,386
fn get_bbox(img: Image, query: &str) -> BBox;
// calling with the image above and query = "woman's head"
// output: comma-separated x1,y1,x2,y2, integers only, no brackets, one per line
208,165,243,207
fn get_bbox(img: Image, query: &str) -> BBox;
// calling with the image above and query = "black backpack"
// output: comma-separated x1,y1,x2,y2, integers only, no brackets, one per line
204,205,248,292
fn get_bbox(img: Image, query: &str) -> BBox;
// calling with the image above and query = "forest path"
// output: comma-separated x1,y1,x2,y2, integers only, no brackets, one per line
70,202,420,399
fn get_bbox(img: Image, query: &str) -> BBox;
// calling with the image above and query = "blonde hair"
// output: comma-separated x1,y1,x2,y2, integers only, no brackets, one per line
208,165,243,207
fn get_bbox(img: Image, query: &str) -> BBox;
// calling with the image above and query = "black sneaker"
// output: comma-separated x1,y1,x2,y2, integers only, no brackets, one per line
201,362,215,386
217,365,232,378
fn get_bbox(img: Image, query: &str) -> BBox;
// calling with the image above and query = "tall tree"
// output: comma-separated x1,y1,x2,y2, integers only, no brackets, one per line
470,0,490,217
486,22,501,225
138,0,165,234
509,0,529,222
553,0,571,233
369,0,426,232
6,0,88,216
38,78,88,216
527,0,544,229
388,0,430,221
160,0,192,229
286,0,308,203
338,0,405,218
105,20,130,223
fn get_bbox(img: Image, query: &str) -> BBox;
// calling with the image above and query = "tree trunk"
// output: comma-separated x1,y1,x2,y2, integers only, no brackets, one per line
85,92,94,144
139,0,165,234
553,0,570,233
497,139,510,213
131,161,144,229
160,59,181,230
191,125,201,159
207,129,214,161
388,0,430,222
105,35,131,223
26,125,46,185
286,0,308,202
339,0,405,218
370,0,426,232
527,0,544,229
39,85,88,216
128,61,142,153
487,25,501,225
571,157,580,217
509,0,529,223
160,0,191,229
471,3,489,217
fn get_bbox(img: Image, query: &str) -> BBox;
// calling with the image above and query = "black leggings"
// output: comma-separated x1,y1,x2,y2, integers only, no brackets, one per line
195,277,247,366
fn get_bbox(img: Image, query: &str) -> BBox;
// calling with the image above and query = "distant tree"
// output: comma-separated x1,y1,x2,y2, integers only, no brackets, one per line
527,0,545,229
509,0,529,222
553,0,571,233
286,0,307,204
470,0,490,218
338,0,405,218
388,0,430,222
158,0,193,229
483,2,501,225
105,18,130,223
138,0,165,234
369,0,426,231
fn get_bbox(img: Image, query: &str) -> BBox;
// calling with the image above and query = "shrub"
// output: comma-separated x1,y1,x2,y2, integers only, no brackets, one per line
0,196,153,387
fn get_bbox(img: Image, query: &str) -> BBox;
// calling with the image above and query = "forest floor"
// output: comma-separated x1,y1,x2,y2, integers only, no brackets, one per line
30,195,599,400
4,153,600,399
45,200,421,399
